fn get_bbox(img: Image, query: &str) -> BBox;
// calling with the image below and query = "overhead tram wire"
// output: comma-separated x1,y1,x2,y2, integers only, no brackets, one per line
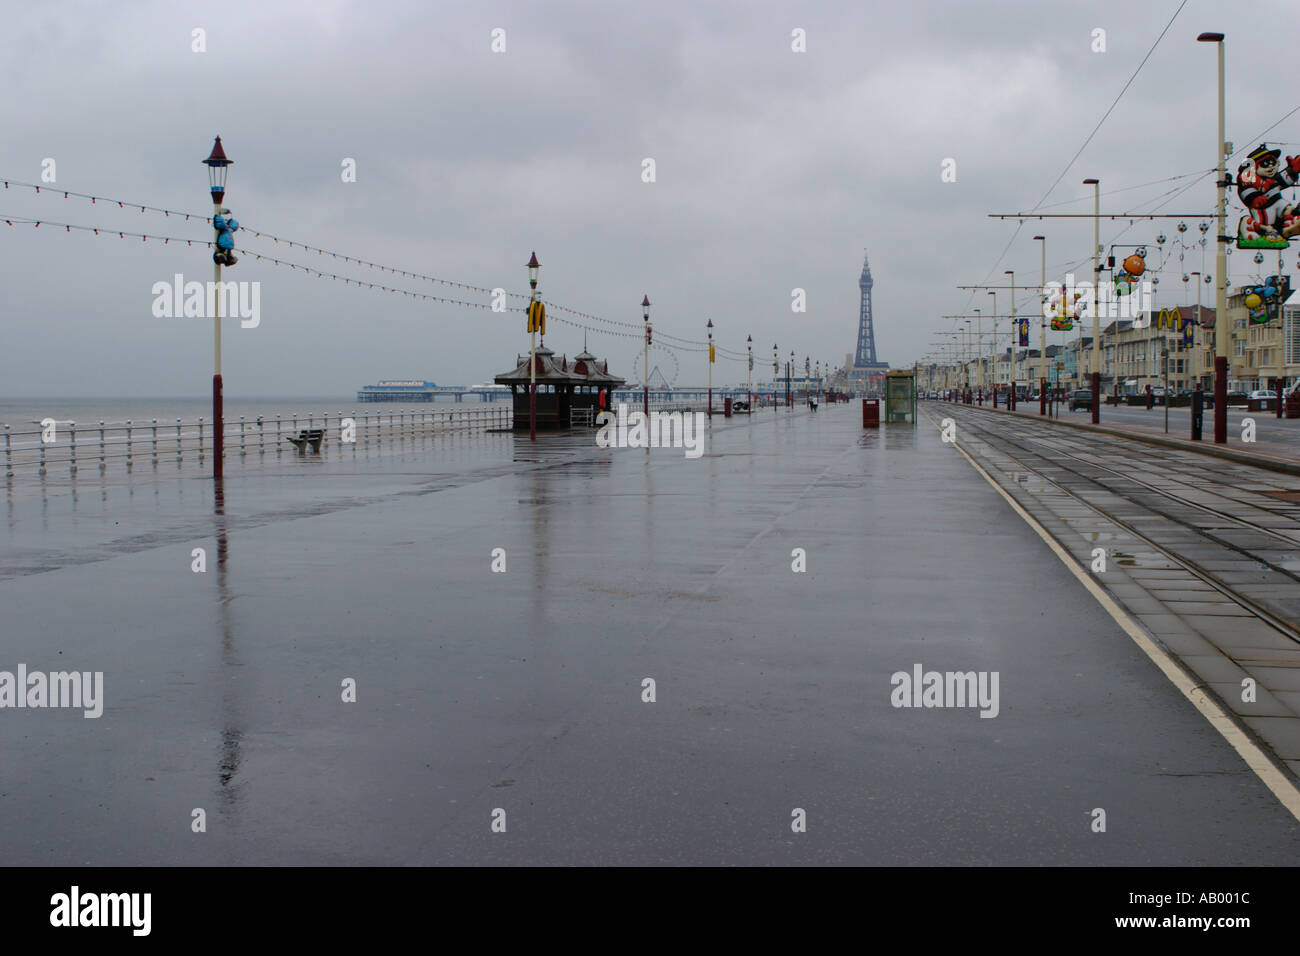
955,1,1188,326
1028,0,1189,213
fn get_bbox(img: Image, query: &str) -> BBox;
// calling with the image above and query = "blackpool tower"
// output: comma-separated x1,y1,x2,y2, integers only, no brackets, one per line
849,252,889,393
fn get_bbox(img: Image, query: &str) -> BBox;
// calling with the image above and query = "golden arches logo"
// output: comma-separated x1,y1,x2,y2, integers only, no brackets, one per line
1154,307,1183,330
527,300,546,334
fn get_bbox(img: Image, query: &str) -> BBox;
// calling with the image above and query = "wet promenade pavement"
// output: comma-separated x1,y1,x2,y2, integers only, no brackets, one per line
2,403,1298,864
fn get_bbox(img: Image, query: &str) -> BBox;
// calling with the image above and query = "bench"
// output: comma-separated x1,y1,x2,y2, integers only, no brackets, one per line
286,428,325,453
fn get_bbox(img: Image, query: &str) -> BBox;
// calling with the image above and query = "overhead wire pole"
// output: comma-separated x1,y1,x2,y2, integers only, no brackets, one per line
1199,31,1229,444
1005,271,1016,409
1035,236,1047,414
1084,178,1102,423
987,291,997,405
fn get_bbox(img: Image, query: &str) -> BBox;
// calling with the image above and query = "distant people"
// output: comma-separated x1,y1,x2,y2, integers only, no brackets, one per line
810,396,818,413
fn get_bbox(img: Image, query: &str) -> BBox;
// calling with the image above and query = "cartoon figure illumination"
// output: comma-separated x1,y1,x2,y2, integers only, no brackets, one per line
1242,275,1289,323
1114,250,1146,296
1049,290,1078,331
1236,144,1300,249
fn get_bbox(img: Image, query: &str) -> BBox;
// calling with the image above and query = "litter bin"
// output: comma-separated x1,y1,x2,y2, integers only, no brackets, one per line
1287,390,1300,420
862,398,880,428
723,397,732,418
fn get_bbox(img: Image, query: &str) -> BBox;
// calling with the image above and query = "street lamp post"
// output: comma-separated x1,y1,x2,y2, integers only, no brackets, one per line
772,344,778,414
1083,178,1101,424
1005,271,1017,410
1035,236,1046,414
642,295,651,418
964,319,972,401
202,137,234,480
707,319,714,417
973,308,983,404
987,291,997,406
1198,31,1228,443
789,350,794,412
527,253,541,440
747,335,753,411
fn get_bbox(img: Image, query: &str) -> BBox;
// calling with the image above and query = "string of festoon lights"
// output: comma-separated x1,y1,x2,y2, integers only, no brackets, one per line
0,211,750,360
3,175,749,354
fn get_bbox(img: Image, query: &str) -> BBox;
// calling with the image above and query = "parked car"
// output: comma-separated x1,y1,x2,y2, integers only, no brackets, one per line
1068,389,1093,411
1226,391,1250,406
1249,389,1274,400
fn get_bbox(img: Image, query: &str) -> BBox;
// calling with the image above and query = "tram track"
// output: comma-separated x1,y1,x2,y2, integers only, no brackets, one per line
925,404,1300,646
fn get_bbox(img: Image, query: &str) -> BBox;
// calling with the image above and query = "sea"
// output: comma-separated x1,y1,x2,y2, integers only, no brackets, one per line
0,394,501,431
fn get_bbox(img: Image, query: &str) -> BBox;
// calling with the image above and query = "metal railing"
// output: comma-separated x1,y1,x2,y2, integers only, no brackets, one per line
3,406,512,479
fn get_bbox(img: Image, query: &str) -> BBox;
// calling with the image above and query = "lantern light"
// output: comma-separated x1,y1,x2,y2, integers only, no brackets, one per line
202,136,232,205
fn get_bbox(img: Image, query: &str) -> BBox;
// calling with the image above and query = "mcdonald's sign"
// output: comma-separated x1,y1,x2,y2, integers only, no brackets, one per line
1154,307,1182,330
527,300,546,335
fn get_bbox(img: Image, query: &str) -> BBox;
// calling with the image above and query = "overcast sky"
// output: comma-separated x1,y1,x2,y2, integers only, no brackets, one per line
1,0,1295,396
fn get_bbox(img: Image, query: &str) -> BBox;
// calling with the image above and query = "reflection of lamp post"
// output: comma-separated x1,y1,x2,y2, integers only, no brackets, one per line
642,295,651,418
527,252,541,441
707,319,714,417
1083,178,1101,423
202,136,232,479
1035,236,1046,414
1197,30,1228,443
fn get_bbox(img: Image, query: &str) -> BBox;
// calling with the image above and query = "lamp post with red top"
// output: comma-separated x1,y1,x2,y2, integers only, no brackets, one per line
202,136,233,479
642,295,651,417
527,252,540,441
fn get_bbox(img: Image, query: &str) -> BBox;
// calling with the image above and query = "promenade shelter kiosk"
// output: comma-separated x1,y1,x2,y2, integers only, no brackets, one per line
496,346,627,430
568,349,626,424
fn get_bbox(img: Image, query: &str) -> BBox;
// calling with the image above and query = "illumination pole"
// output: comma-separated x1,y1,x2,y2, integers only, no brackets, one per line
1035,236,1046,414
747,335,753,411
773,344,778,414
642,295,651,418
1192,272,1203,387
1005,271,1016,409
707,319,714,417
973,308,983,403
789,350,794,412
1198,31,1228,443
527,253,541,440
987,292,997,405
964,320,972,401
202,136,232,480
1083,178,1101,423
